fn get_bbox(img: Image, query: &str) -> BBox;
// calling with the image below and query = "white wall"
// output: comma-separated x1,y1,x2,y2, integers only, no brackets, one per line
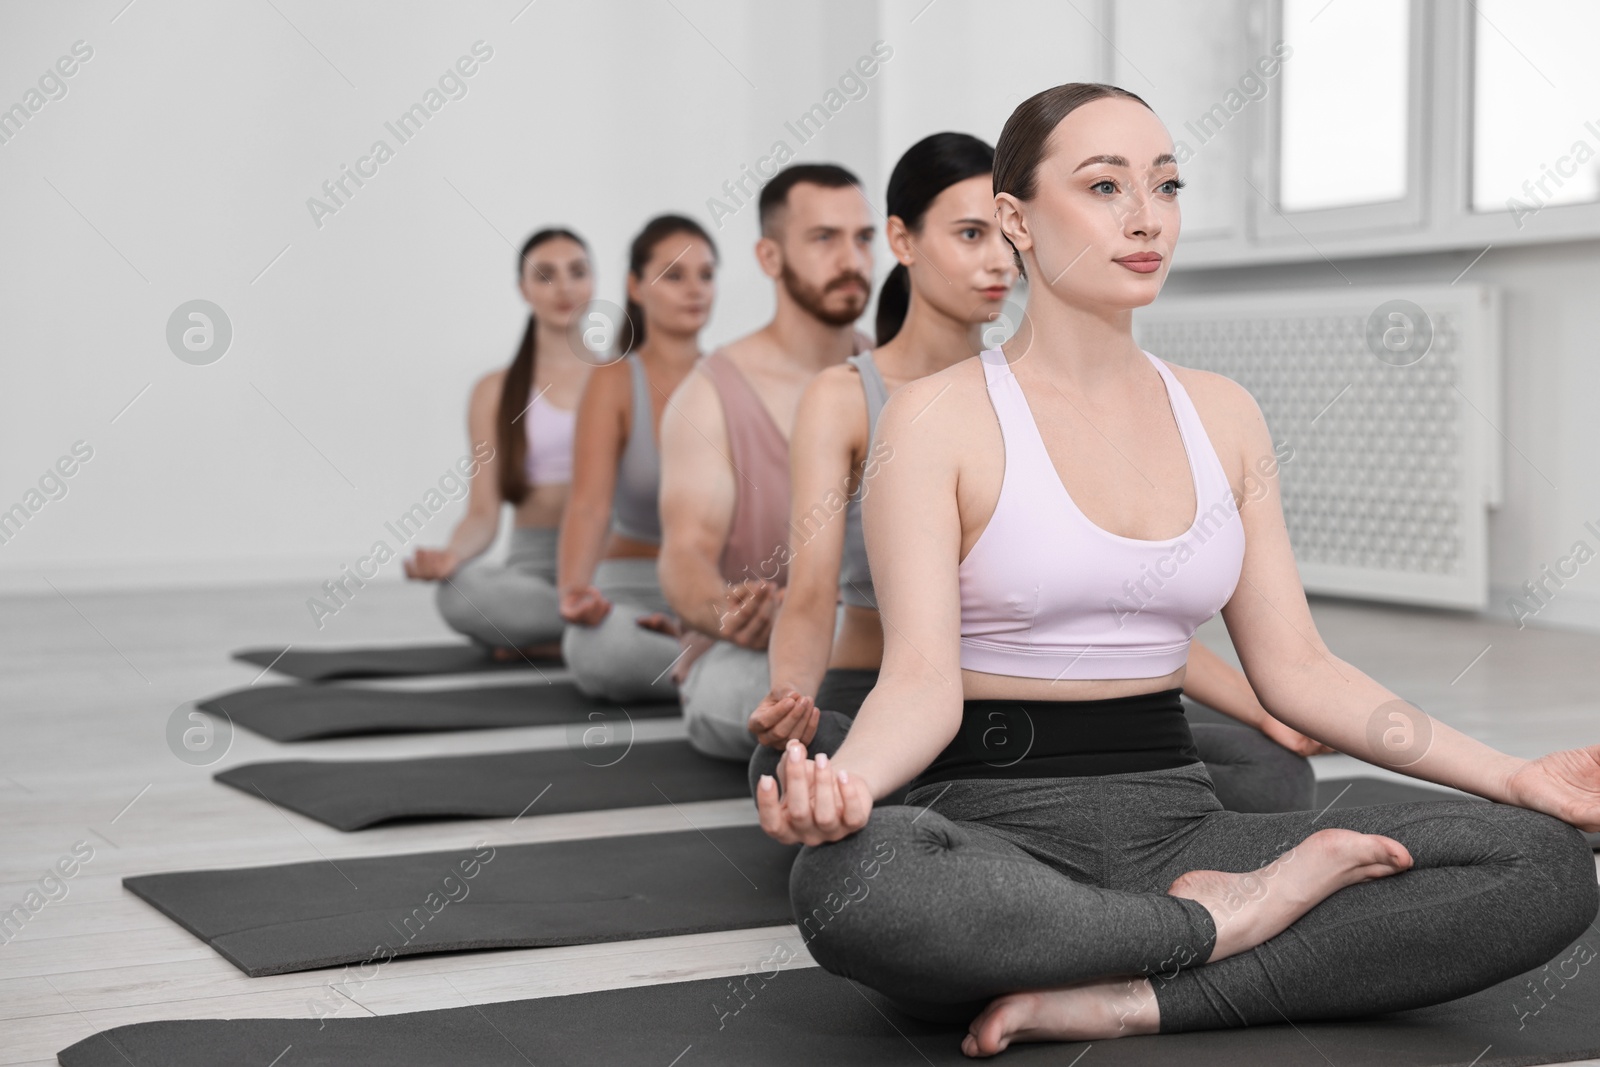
5,0,1599,637
0,0,884,592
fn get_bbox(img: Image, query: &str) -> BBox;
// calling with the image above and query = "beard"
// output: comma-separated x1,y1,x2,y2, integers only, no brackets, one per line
780,262,871,327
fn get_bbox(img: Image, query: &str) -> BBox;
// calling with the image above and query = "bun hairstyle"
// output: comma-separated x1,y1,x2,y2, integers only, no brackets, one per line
498,227,587,506
874,132,995,346
616,214,718,358
991,82,1153,280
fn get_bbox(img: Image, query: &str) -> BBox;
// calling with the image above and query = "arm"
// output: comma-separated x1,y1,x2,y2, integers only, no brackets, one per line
404,372,503,580
657,368,777,643
754,370,969,844
1215,376,1532,800
748,368,866,746
823,372,967,800
766,368,865,698
1183,640,1334,756
556,361,628,620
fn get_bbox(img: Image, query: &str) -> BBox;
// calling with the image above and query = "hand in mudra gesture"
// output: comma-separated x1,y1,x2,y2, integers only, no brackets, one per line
756,738,873,846
747,687,820,748
1504,743,1600,832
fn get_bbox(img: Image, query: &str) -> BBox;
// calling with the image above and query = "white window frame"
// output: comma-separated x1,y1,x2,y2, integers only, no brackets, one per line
1168,0,1600,270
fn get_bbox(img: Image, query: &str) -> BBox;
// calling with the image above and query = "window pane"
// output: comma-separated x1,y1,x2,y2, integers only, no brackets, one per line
1472,0,1600,214
1279,0,1409,212
1111,0,1250,239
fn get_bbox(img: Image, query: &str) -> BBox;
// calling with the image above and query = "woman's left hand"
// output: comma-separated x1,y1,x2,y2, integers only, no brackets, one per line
1503,744,1600,831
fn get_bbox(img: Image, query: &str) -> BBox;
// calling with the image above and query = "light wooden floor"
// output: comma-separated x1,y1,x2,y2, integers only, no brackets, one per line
2,582,1597,1065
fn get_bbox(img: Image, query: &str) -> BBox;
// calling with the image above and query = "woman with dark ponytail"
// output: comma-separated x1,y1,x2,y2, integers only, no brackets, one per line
556,215,717,701
745,132,1016,796
748,132,1330,813
403,228,594,659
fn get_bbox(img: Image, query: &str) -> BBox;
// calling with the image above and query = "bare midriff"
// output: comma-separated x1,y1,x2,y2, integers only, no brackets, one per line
510,483,569,529
960,665,1188,702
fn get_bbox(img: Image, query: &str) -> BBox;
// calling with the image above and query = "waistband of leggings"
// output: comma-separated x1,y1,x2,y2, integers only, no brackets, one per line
906,687,1200,790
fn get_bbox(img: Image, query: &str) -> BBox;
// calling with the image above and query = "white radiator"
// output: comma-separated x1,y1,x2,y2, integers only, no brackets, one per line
1133,283,1502,610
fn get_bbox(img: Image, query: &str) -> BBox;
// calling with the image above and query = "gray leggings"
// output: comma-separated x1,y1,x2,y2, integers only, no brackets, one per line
748,669,1315,814
789,760,1599,1031
679,640,771,759
560,558,681,703
436,526,563,649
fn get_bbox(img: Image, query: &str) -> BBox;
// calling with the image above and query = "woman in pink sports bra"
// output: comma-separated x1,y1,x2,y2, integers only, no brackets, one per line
402,229,595,660
747,131,1331,815
759,83,1600,1056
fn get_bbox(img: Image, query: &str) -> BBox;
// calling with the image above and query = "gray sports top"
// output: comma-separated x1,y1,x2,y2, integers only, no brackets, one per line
610,352,661,544
838,350,890,609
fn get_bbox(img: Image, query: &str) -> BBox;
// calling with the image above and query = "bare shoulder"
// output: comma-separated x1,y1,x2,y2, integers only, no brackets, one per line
878,352,991,433
805,360,870,409
1160,359,1265,425
585,356,633,401
471,367,507,401
660,355,725,441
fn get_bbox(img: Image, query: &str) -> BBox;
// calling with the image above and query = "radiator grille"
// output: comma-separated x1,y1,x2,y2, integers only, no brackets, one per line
1134,285,1500,609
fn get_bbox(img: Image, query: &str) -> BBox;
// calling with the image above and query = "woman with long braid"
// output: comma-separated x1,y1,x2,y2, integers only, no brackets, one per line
404,229,595,659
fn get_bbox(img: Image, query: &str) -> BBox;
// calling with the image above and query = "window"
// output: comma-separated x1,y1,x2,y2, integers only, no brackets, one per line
1470,0,1600,215
1279,0,1409,211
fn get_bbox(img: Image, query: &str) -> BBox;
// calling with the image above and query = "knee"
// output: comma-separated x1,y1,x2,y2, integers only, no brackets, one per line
1494,806,1599,931
561,624,613,696
788,807,945,964
434,578,473,623
748,743,783,800
683,707,756,762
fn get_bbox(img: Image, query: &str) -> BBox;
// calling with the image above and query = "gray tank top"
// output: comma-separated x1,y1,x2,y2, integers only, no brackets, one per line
609,353,661,544
838,350,890,609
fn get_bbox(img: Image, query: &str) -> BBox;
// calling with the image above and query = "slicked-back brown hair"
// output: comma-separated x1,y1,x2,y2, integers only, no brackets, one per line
992,82,1155,276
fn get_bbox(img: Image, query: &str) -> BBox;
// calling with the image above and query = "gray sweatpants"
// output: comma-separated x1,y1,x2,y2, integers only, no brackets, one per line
560,558,681,703
747,670,1315,815
790,760,1599,1031
679,640,771,760
436,526,563,649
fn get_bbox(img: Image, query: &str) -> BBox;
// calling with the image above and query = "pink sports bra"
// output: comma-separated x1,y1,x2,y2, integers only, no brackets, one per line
524,390,576,486
958,347,1245,680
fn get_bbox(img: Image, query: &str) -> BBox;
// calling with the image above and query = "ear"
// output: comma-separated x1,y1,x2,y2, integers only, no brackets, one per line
884,215,914,268
626,271,641,306
754,235,783,281
994,192,1031,257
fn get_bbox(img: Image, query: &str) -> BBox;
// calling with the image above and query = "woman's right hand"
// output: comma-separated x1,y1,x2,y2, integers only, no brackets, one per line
559,585,612,626
720,580,782,650
756,740,873,846
403,547,460,581
748,687,820,748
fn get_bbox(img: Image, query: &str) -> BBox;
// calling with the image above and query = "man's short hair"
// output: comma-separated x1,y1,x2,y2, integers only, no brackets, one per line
758,163,863,237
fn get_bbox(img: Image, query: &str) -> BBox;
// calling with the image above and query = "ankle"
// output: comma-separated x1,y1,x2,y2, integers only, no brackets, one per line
1106,977,1160,1036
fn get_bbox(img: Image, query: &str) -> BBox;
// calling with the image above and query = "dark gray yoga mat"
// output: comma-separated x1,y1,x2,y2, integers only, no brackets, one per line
123,826,799,977
215,739,750,830
56,931,1600,1066
198,681,679,742
232,643,560,681
1315,776,1600,849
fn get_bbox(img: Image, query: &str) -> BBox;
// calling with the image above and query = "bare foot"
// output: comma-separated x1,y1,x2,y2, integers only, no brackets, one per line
962,975,1157,1057
489,641,562,663
1168,827,1412,963
957,829,1410,1056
